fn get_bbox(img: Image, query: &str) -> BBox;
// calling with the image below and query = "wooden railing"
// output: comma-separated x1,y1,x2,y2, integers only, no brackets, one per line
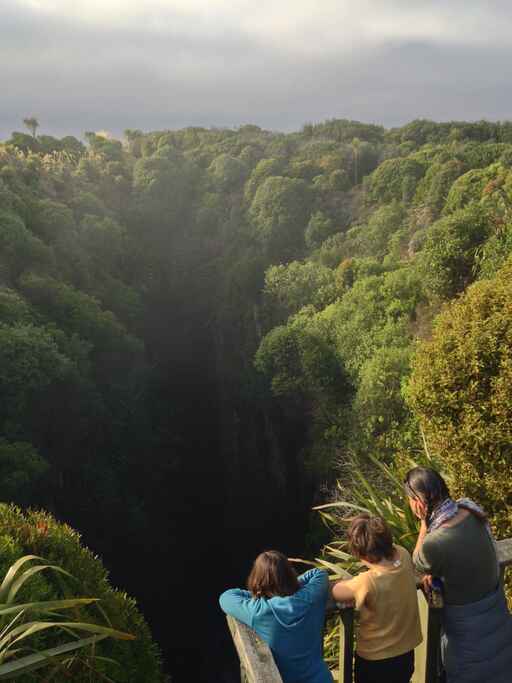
227,538,512,683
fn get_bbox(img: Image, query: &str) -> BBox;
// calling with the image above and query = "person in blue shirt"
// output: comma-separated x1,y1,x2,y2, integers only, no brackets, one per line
219,550,332,683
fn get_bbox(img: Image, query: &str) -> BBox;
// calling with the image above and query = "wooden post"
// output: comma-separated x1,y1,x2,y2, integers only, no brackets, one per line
424,605,442,683
339,608,354,683
226,615,282,683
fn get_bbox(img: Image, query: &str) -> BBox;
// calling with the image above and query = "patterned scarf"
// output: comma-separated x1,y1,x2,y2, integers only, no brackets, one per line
428,497,485,533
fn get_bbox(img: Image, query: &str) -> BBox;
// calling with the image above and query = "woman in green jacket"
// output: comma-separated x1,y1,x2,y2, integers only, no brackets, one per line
404,466,512,683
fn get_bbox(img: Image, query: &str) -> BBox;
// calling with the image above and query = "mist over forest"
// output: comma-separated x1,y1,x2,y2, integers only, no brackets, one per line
2,117,512,681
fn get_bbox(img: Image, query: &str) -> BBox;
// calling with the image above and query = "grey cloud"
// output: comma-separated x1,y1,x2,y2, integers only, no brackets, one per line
2,1,512,139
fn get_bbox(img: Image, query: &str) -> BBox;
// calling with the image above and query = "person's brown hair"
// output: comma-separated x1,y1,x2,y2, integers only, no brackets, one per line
347,514,394,564
247,550,300,598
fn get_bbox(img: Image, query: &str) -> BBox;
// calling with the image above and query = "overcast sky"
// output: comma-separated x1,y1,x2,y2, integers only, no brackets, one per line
2,0,512,139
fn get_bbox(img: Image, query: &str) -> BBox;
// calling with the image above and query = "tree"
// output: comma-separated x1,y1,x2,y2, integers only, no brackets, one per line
31,198,76,243
5,131,40,154
357,201,406,260
244,157,284,202
249,176,311,258
264,260,339,318
0,209,54,281
352,346,412,456
419,204,491,298
351,137,361,185
366,157,425,204
0,439,48,506
414,159,465,219
0,287,33,325
305,211,336,249
0,323,73,437
208,153,248,191
327,267,423,377
23,116,39,138
255,317,348,402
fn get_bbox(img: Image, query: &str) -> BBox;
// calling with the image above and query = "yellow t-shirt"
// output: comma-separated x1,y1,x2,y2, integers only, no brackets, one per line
344,545,422,660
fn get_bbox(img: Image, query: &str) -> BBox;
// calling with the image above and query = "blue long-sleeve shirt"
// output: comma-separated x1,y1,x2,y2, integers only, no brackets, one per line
219,569,332,683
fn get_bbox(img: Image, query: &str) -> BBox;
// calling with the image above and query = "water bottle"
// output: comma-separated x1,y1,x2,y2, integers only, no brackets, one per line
429,577,444,609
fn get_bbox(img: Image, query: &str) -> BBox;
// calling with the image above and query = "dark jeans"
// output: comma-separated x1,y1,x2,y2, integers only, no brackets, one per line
355,650,414,683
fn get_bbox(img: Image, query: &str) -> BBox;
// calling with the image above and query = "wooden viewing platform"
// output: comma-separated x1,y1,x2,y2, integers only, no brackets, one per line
227,538,512,683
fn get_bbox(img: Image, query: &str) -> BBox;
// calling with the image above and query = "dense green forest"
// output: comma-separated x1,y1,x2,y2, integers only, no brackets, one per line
1,117,512,680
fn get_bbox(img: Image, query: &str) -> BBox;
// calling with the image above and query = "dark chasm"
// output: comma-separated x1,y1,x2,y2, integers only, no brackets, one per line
62,280,315,683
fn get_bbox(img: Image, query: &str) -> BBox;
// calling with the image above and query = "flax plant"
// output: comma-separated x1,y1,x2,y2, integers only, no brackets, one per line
306,438,442,670
0,555,134,680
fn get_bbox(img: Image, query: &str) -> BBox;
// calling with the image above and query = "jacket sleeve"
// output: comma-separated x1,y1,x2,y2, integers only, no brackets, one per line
297,568,329,604
219,589,255,628
414,538,440,576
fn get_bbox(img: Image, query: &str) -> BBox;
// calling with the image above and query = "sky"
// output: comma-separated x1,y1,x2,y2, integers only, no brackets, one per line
2,0,512,139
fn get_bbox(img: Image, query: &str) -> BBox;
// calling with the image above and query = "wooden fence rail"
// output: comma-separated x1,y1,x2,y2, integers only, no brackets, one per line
227,538,512,683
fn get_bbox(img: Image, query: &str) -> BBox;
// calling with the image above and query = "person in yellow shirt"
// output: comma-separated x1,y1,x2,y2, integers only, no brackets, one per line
332,514,422,683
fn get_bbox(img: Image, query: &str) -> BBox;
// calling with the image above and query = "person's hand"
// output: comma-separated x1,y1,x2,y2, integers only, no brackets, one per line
410,497,427,520
422,574,433,592
335,599,355,610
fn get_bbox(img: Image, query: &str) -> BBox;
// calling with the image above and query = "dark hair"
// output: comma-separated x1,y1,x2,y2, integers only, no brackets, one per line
404,467,450,525
247,550,300,599
347,514,394,563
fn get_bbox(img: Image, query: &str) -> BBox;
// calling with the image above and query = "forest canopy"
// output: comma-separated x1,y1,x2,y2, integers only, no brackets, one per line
2,117,512,677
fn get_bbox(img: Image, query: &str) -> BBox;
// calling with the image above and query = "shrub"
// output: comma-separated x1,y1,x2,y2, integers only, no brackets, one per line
406,256,512,539
0,504,168,682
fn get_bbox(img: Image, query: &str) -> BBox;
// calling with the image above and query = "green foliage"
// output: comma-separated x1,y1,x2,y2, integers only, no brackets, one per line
0,211,53,281
309,119,385,144
392,119,512,146
72,191,108,220
18,274,141,357
30,198,75,243
353,346,412,454
366,157,425,204
355,201,406,259
6,133,39,155
208,154,248,191
0,555,135,680
249,176,311,257
327,266,424,377
0,506,166,681
407,256,512,538
477,222,512,278
85,133,123,162
0,323,73,434
444,165,497,213
305,211,336,249
0,289,33,325
414,159,465,218
263,260,339,318
255,313,348,402
419,204,492,298
0,441,49,507
4,119,512,678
